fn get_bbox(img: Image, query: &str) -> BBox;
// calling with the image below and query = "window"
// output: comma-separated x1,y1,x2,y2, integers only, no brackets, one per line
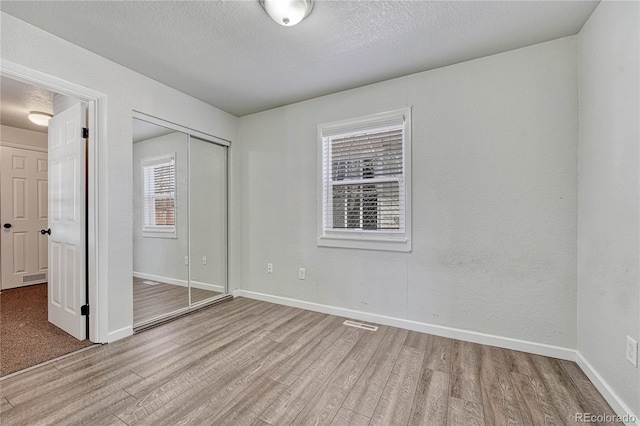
318,108,411,252
142,153,177,238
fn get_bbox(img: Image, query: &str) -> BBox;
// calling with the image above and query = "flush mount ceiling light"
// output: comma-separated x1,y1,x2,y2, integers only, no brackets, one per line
259,0,313,26
27,111,53,126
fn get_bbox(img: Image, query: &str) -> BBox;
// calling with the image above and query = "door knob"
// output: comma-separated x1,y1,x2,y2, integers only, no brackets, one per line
40,228,51,235
3,223,11,229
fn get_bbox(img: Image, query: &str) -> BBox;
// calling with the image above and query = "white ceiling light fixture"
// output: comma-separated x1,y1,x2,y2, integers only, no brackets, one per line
259,0,313,26
27,111,53,126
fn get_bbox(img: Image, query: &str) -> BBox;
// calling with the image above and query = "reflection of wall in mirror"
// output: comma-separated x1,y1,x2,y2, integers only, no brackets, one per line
189,138,226,294
133,132,188,285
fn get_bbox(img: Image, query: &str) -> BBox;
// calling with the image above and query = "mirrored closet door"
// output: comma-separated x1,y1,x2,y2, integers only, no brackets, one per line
132,116,228,328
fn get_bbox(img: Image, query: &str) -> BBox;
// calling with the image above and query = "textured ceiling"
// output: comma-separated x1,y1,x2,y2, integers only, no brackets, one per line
1,1,598,117
0,76,54,133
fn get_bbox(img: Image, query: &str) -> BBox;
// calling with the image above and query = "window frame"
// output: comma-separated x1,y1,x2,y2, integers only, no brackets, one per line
141,152,177,238
317,108,412,252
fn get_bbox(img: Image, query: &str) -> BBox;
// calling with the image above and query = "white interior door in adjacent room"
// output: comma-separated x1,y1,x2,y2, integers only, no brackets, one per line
47,102,87,340
0,145,49,289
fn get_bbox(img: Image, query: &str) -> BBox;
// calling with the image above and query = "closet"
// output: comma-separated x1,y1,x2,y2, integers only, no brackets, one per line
132,114,229,328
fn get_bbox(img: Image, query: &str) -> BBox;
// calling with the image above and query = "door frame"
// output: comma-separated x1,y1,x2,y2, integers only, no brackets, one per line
1,59,108,343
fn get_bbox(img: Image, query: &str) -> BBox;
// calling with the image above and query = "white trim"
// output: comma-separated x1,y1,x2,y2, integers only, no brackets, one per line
317,107,412,253
234,290,575,361
190,280,225,294
575,353,640,426
0,59,108,344
234,290,639,423
133,272,225,293
107,326,133,343
132,110,230,147
133,271,187,287
0,141,48,152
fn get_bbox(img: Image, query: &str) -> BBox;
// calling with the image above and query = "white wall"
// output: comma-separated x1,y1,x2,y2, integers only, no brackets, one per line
0,125,47,150
236,37,579,349
1,13,237,340
133,133,189,284
577,0,640,417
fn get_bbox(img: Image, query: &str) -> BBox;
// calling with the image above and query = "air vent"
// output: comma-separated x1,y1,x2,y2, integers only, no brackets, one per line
23,273,46,283
343,320,378,331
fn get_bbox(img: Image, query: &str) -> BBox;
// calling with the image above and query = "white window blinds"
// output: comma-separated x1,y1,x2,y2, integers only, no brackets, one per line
142,153,176,235
320,110,409,243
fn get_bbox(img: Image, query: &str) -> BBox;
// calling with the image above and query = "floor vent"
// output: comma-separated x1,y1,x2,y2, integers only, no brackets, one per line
143,280,160,286
23,273,46,283
343,320,378,331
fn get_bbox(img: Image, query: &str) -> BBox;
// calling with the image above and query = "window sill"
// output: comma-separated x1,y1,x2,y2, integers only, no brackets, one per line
317,235,411,252
142,229,177,239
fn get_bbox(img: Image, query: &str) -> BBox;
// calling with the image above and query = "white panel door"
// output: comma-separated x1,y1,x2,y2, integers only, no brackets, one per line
47,102,86,340
0,146,49,289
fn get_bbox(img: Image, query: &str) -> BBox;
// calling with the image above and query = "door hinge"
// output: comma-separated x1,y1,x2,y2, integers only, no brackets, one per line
82,127,89,138
81,304,90,316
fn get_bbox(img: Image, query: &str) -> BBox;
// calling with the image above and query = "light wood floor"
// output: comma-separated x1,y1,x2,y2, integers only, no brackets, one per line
133,277,221,325
0,297,620,425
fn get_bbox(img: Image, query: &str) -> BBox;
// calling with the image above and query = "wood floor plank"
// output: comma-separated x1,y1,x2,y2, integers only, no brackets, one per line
0,363,62,399
268,316,349,386
404,332,452,373
450,340,483,404
5,358,140,408
448,396,485,426
58,390,137,426
213,378,287,426
342,327,408,417
369,346,424,426
2,371,141,425
0,299,620,426
168,299,283,346
510,372,562,425
407,368,449,426
529,355,590,425
90,414,130,426
0,397,13,414
330,408,371,426
128,307,282,381
479,345,524,425
503,349,538,377
424,335,453,373
558,360,621,424
117,331,279,423
259,327,363,425
133,339,286,425
293,327,388,426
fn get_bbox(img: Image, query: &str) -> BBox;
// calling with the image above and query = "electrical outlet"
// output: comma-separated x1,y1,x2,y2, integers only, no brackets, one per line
267,263,273,274
202,256,207,265
184,256,189,266
626,336,638,367
298,268,306,280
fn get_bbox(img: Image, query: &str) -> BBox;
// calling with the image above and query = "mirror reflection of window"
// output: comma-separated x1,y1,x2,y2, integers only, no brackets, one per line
142,153,176,236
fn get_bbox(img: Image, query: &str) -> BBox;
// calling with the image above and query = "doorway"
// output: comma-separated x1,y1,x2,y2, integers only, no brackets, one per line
0,69,102,375
132,114,230,329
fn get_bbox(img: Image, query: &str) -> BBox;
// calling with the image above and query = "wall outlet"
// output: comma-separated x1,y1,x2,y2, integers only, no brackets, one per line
184,256,189,266
202,256,207,265
626,336,638,367
298,268,306,280
267,263,273,274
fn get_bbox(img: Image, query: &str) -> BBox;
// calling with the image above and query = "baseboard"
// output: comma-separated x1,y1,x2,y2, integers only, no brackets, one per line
234,290,576,361
107,326,133,343
133,272,224,293
190,280,225,294
133,271,187,287
575,353,639,426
